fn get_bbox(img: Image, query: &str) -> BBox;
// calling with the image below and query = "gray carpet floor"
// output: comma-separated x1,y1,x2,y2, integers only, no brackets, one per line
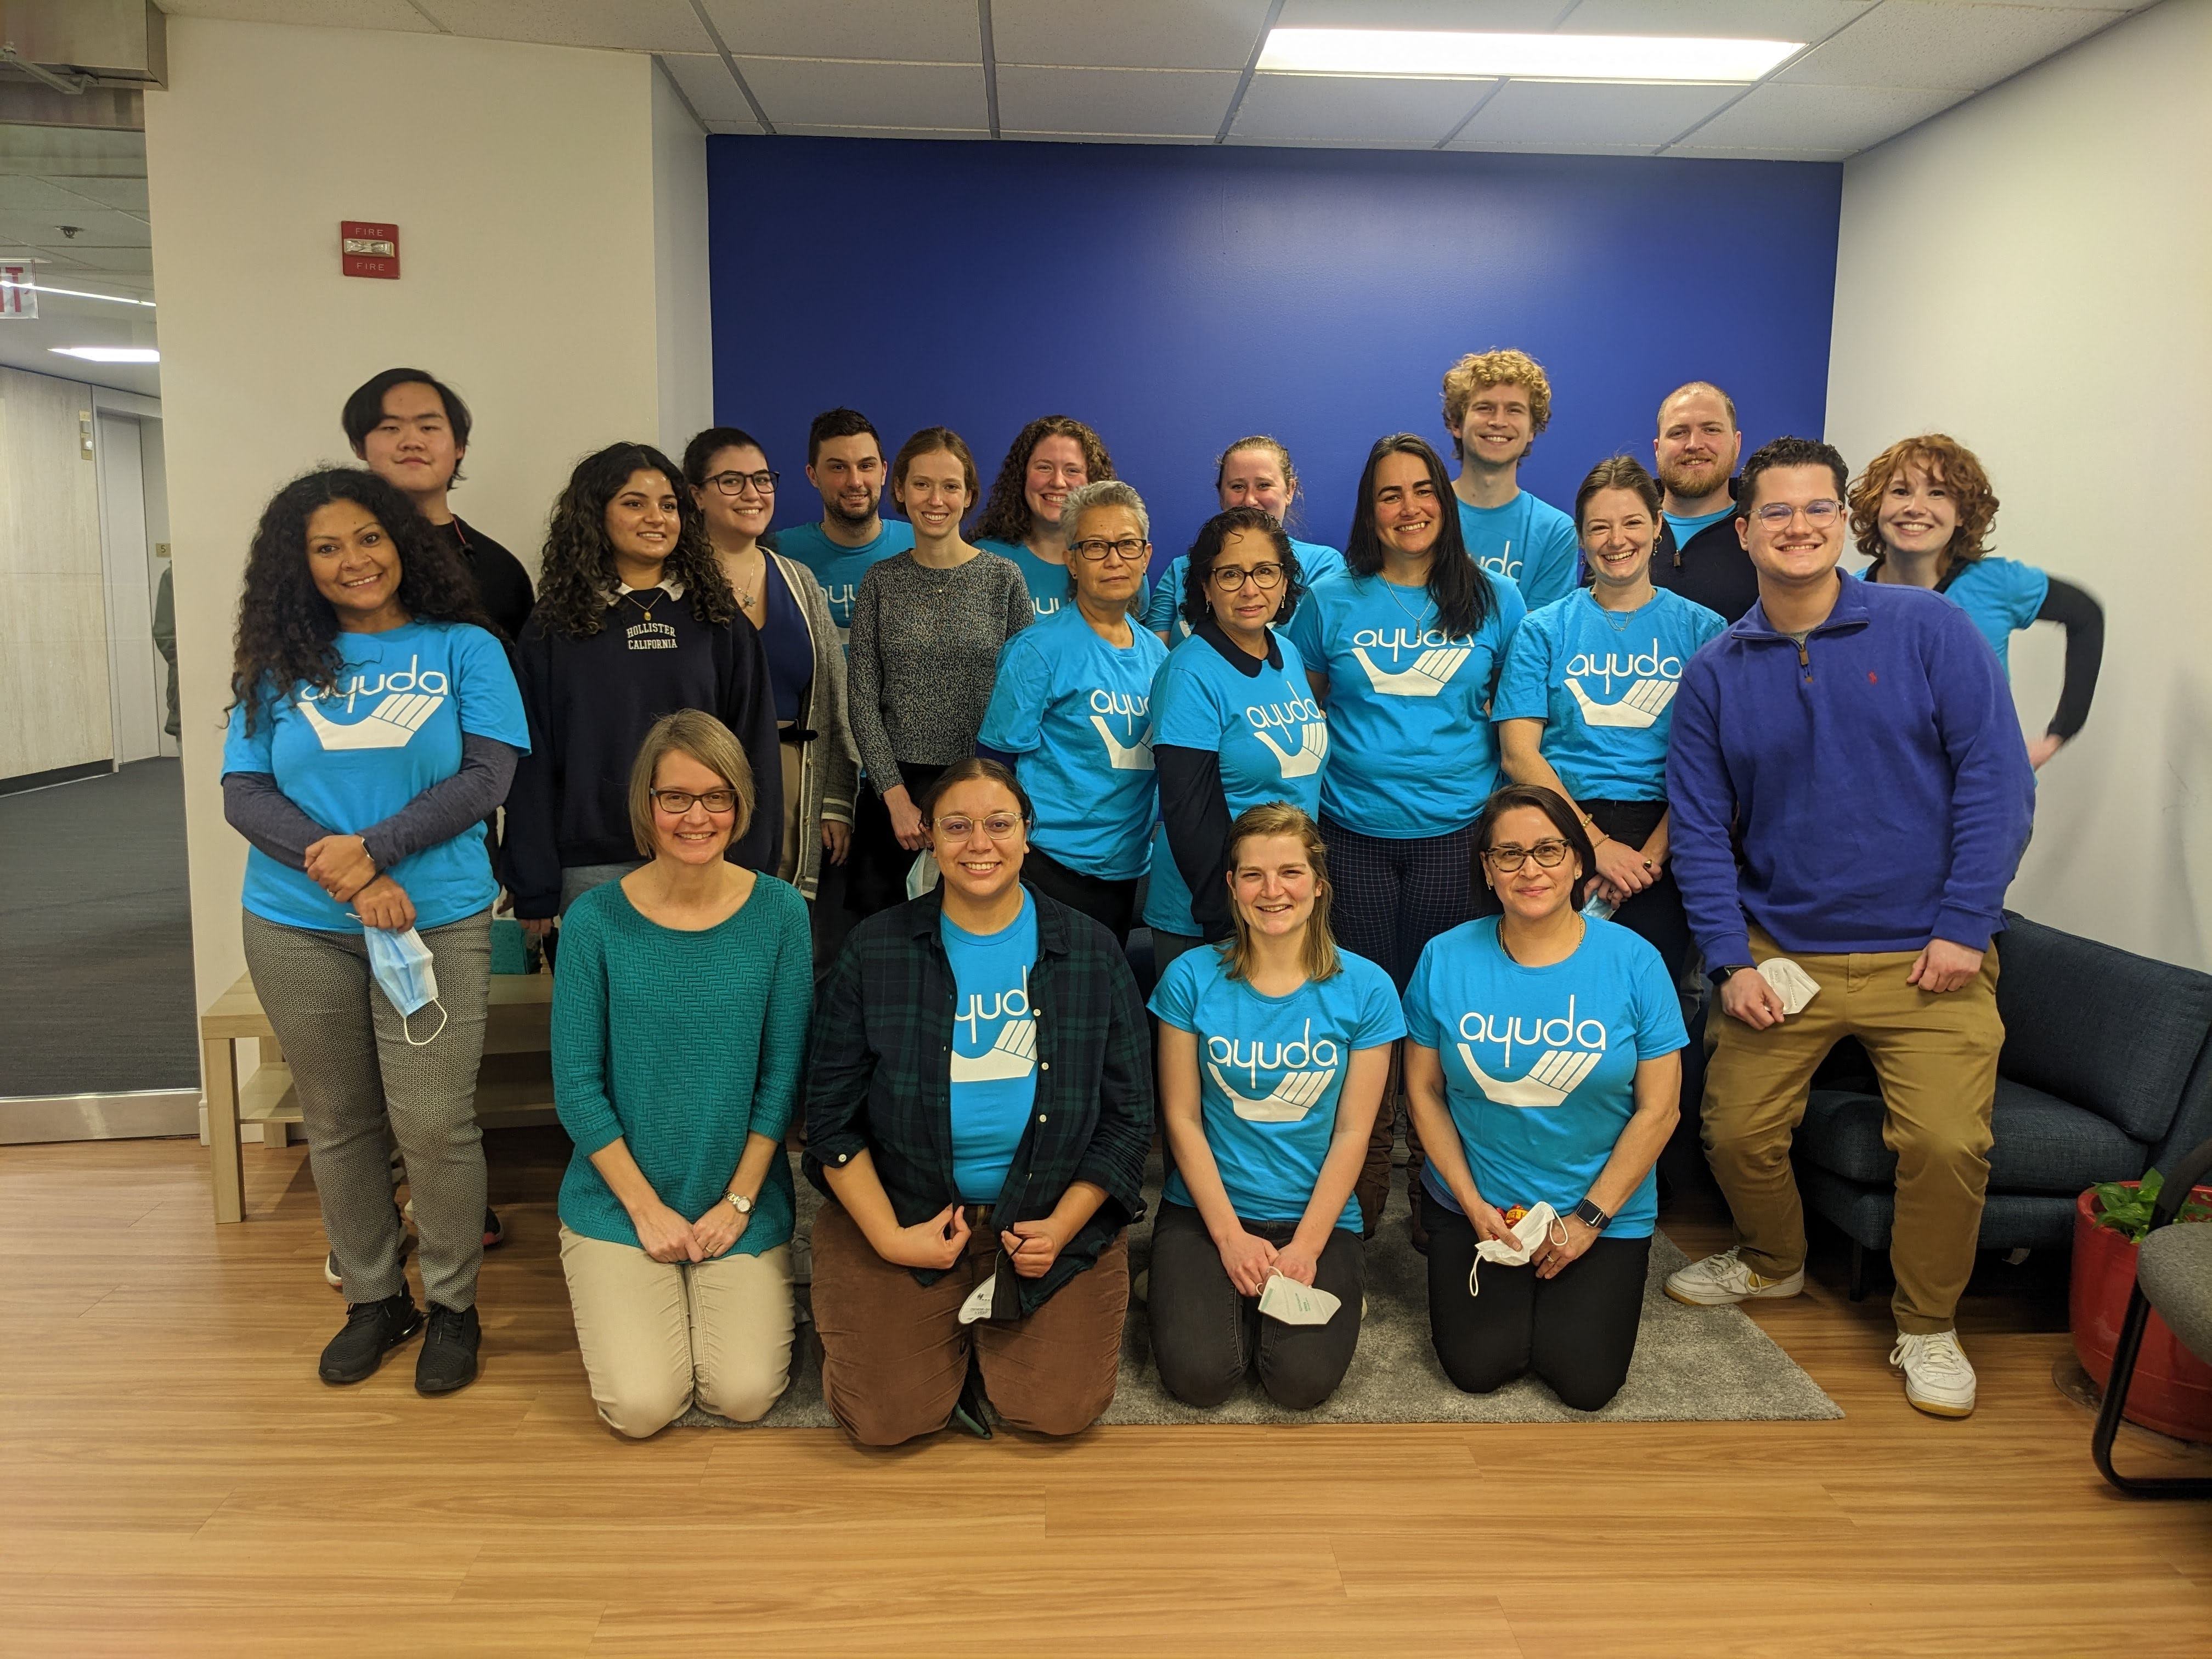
681,1167,1842,1431
0,759,200,1095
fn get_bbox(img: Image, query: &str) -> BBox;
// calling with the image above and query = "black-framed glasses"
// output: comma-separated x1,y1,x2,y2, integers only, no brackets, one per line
707,470,778,496
1750,499,1839,528
652,788,740,814
933,812,1026,841
1211,562,1284,592
1069,537,1147,563
1482,839,1571,872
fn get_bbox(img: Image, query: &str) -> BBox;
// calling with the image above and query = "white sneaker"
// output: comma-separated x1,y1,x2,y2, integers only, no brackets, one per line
324,1252,343,1290
1664,1246,1806,1306
1890,1329,1977,1418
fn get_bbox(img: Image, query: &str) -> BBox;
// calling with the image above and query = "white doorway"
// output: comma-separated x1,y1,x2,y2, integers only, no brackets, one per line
93,404,169,765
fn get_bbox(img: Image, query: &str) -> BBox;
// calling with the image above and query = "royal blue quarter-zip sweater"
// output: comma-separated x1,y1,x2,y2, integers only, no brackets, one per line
1666,570,2034,968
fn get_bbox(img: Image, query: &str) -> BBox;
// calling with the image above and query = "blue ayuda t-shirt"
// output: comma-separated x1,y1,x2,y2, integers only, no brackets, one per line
978,606,1168,881
1493,588,1726,802
1938,557,2049,678
222,619,529,933
1405,916,1687,1238
1663,506,1736,552
942,889,1040,1204
1457,492,1579,612
1142,631,1328,938
776,517,914,637
1142,539,1348,645
1282,568,1526,839
1152,945,1404,1229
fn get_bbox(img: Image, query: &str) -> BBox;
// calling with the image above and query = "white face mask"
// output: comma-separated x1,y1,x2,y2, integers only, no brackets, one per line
365,925,449,1046
1467,1202,1567,1298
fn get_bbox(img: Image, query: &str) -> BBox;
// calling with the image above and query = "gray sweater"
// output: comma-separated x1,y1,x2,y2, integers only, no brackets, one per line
847,549,1032,784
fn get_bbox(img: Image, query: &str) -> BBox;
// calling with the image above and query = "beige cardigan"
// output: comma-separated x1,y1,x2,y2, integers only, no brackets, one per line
770,551,858,900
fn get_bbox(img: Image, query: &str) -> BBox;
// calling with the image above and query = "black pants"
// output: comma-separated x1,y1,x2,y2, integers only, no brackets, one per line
846,763,945,921
1583,798,1692,986
1023,844,1138,944
1148,1201,1365,1411
1426,1203,1650,1412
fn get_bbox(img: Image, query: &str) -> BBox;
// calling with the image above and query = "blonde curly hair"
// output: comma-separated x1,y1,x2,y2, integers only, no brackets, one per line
1442,348,1554,458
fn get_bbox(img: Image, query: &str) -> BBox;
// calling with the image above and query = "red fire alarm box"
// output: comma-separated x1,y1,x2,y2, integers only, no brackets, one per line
341,221,400,279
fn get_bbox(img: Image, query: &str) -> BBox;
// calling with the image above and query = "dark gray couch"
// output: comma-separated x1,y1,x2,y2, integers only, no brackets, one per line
1792,912,2212,1296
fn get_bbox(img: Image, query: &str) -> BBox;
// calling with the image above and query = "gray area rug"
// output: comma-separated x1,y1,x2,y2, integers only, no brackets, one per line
681,1169,1842,1430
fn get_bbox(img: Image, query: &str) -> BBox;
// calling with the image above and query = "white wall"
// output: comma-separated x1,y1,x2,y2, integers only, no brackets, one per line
145,19,710,1015
1826,0,2212,972
652,61,714,458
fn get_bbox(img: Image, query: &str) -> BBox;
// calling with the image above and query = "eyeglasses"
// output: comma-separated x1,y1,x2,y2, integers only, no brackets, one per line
933,812,1026,841
707,470,778,497
1069,537,1147,563
1750,499,1840,529
652,788,739,814
1482,838,1572,873
1211,562,1284,592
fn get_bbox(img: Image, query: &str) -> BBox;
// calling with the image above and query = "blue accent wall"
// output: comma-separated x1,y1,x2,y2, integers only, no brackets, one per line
708,137,1839,569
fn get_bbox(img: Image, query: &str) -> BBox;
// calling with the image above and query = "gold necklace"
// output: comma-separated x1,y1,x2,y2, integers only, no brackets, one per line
620,588,662,622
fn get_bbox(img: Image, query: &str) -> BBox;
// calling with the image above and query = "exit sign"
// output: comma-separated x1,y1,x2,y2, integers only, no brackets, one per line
341,221,399,279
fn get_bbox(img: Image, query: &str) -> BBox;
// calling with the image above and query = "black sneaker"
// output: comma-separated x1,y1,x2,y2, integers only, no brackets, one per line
482,1207,505,1249
415,1303,481,1396
318,1291,423,1385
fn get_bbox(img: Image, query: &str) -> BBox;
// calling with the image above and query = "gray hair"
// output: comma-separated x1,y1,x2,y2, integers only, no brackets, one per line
1061,478,1148,544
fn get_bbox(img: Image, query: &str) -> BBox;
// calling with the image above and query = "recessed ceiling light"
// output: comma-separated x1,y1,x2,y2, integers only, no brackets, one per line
1257,29,1803,83
50,346,160,363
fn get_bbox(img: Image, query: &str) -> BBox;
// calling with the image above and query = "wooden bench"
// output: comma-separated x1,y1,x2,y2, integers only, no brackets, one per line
200,970,557,1223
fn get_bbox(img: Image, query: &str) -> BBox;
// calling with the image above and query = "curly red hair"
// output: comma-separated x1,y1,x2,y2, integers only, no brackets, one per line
1849,433,1999,570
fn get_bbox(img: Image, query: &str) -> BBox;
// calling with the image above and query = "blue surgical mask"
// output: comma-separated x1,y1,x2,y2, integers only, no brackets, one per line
365,925,448,1045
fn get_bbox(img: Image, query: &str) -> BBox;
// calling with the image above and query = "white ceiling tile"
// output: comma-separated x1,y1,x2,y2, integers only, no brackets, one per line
0,207,149,247
1231,71,1491,144
1779,2,2124,88
0,177,108,212
738,58,989,128
996,66,1240,136
1667,143,1856,161
36,245,155,274
699,0,981,64
1276,0,1566,27
1447,139,1664,155
1454,78,1741,146
1681,81,1971,150
992,0,1273,70
46,177,151,213
151,0,436,28
776,124,992,141
1558,0,1875,43
659,53,759,125
421,0,715,53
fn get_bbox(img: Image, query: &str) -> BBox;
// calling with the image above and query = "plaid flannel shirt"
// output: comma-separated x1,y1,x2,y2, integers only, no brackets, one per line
803,884,1154,1316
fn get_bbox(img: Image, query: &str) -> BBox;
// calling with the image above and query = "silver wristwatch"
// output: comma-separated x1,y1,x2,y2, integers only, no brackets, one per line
725,1190,755,1216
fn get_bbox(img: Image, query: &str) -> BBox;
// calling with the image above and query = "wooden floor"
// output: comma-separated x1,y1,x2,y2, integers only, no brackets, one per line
4,1131,2208,1658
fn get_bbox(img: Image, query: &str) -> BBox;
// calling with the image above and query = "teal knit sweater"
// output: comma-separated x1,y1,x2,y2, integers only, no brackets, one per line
552,873,811,1256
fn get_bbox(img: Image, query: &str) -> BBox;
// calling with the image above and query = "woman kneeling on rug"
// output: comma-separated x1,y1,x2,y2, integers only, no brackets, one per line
1149,803,1402,1410
1403,783,1685,1412
552,712,812,1437
804,759,1152,1445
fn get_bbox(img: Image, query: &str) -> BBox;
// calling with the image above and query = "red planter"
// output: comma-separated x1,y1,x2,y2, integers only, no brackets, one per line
2070,1186,2212,1443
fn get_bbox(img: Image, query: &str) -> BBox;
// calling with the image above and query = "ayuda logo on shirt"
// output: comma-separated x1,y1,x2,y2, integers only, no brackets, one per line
1088,687,1153,771
1455,996,1610,1109
1351,626,1472,698
952,968,1037,1082
1242,693,1328,778
295,657,450,751
1205,1023,1340,1121
1562,647,1685,730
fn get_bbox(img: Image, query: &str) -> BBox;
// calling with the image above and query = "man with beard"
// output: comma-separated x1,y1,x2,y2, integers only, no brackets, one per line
343,368,535,642
775,408,915,641
1650,382,1759,623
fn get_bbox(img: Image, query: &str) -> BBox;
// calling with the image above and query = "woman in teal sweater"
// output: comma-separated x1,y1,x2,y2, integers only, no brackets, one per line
553,710,812,1437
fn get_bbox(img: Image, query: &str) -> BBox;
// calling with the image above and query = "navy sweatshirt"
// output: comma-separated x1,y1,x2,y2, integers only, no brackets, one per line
504,591,781,918
1650,479,1762,623
1666,570,2035,968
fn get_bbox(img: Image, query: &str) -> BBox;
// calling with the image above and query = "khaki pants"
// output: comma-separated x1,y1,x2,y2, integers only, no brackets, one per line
810,1199,1127,1446
559,1227,794,1437
1703,926,2002,1333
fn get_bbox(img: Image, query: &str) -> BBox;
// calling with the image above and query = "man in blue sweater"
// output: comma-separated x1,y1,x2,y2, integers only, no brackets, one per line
1662,436,2034,1419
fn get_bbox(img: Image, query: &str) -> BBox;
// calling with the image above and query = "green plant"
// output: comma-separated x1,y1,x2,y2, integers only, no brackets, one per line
2090,1171,2212,1245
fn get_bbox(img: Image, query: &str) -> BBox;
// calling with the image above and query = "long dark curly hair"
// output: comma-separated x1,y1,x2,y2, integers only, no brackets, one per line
1182,507,1305,631
970,415,1114,546
532,442,736,640
228,467,488,737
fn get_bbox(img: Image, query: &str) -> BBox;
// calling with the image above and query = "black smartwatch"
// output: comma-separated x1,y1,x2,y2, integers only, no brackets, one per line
1709,962,1752,988
1572,1198,1612,1233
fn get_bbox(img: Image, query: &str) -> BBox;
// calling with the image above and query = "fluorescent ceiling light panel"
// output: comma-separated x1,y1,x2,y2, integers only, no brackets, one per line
50,346,159,363
1257,29,1802,83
